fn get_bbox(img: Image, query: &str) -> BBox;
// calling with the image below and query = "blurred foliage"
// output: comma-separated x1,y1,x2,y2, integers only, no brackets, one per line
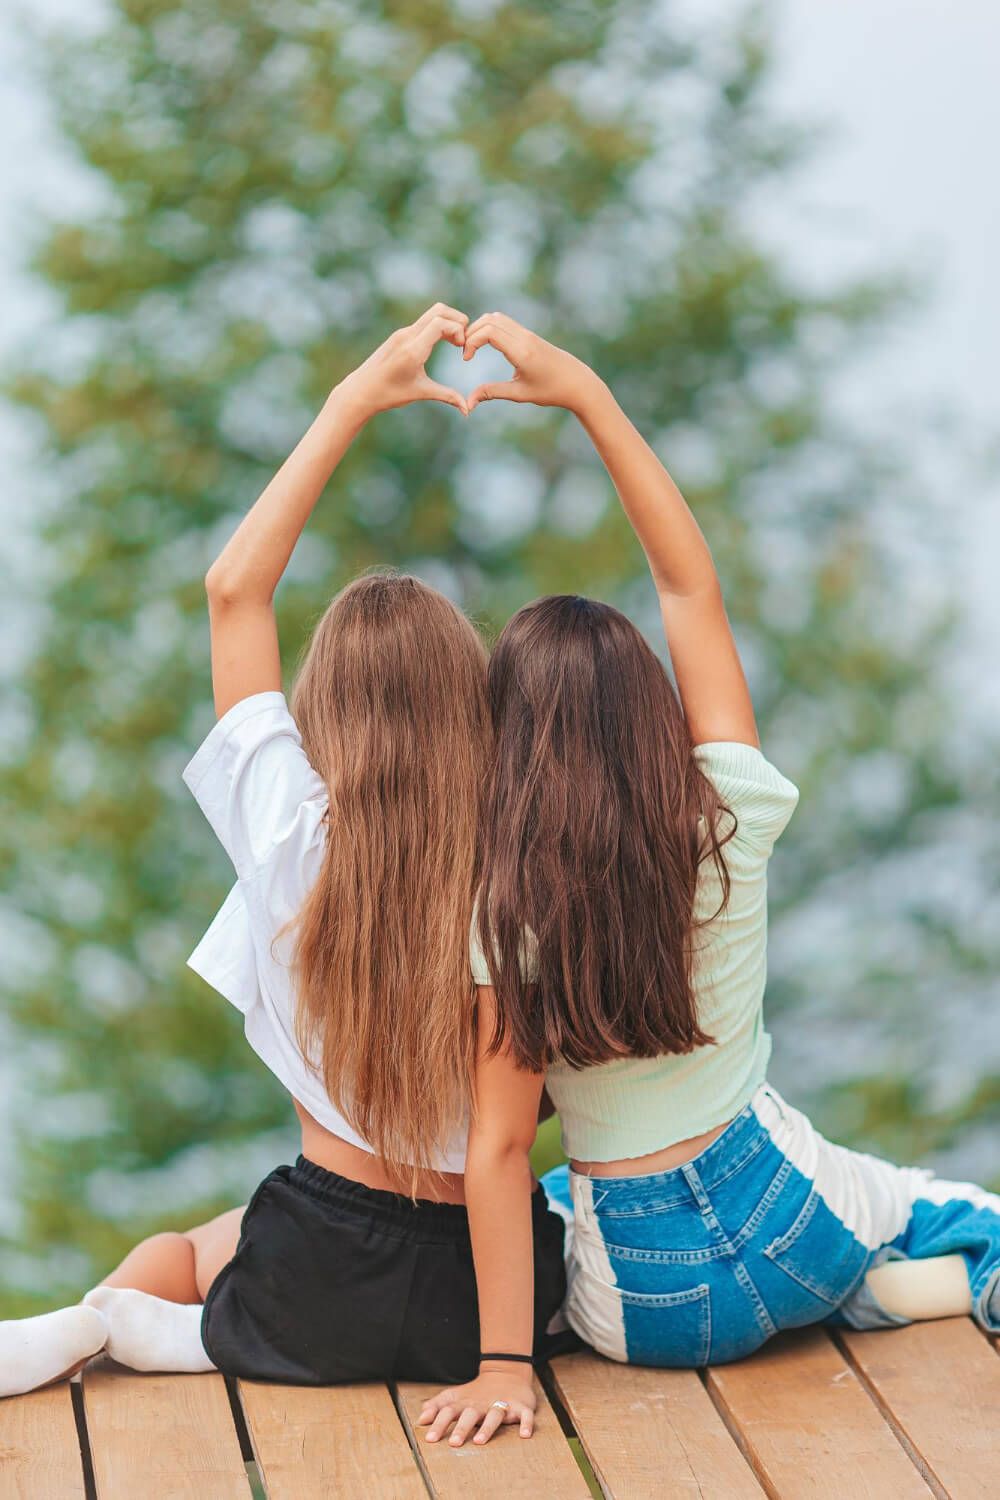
2,0,997,1313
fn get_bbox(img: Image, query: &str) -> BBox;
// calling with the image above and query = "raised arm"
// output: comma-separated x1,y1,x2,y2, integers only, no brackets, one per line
463,312,757,747
204,304,469,717
419,985,544,1448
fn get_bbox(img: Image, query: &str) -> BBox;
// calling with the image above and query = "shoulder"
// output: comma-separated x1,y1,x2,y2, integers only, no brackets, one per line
183,690,328,877
693,741,799,854
183,691,313,793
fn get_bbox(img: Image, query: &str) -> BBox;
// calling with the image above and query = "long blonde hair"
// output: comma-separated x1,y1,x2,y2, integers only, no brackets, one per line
290,572,488,1191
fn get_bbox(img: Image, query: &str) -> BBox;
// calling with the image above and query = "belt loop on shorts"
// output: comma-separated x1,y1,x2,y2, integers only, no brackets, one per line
681,1162,726,1236
762,1083,788,1124
680,1162,711,1214
578,1174,609,1221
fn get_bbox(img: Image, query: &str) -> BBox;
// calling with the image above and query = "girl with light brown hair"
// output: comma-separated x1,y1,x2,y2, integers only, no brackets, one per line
0,305,568,1398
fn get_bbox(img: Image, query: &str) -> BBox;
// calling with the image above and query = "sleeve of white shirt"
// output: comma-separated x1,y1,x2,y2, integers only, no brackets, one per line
693,741,799,858
182,691,328,880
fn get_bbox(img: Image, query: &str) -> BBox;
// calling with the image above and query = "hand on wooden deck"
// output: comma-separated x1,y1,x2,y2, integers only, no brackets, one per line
418,1370,537,1446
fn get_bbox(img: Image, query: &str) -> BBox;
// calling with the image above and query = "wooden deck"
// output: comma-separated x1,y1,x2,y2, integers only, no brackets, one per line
2,1320,997,1498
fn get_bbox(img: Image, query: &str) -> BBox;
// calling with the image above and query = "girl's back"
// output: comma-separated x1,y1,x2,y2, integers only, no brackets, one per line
180,312,573,1388
542,738,798,1164
187,574,485,1197
474,592,798,1168
1,306,574,1401
419,316,1000,1443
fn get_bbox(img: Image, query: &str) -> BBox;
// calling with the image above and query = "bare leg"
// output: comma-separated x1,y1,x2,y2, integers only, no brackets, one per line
0,1208,246,1396
83,1206,245,1375
188,1207,246,1300
865,1253,972,1321
100,1233,198,1302
99,1207,244,1302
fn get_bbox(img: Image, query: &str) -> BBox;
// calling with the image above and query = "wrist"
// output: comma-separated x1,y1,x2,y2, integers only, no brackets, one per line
322,374,377,432
479,1353,534,1376
569,370,613,425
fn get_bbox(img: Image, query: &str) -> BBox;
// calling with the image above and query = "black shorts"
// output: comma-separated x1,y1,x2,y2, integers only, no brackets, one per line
201,1156,571,1385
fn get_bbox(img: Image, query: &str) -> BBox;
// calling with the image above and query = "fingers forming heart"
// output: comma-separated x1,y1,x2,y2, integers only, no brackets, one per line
415,313,469,412
462,312,523,410
413,306,528,413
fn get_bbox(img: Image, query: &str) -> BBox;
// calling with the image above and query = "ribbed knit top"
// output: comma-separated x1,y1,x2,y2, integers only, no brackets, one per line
471,742,799,1162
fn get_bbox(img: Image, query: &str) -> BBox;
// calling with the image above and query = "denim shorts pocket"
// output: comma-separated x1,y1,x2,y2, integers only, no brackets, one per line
572,1265,712,1368
617,1281,711,1367
763,1188,868,1308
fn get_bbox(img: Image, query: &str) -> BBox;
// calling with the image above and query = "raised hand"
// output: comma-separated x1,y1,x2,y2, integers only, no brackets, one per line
462,311,603,414
340,303,470,418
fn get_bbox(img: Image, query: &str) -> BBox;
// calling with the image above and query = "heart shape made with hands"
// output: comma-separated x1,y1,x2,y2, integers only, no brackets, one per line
380,303,580,417
431,337,513,411
415,305,550,415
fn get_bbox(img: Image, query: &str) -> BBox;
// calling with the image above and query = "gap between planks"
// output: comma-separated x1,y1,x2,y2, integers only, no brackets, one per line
237,1380,427,1500
397,1376,591,1499
702,1326,936,1500
13,1317,993,1500
549,1351,764,1499
81,1358,251,1499
835,1318,1000,1500
0,1378,91,1500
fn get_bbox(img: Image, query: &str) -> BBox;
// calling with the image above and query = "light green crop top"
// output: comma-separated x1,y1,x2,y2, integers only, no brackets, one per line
470,742,799,1162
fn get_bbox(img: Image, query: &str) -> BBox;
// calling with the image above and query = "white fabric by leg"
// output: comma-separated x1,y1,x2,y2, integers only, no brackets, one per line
564,1173,628,1362
754,1085,1000,1331
753,1085,925,1251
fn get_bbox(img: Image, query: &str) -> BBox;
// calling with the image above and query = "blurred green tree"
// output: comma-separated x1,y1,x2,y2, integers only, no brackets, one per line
3,0,996,1312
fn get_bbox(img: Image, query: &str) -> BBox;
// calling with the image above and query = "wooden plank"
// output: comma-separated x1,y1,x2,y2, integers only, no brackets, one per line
839,1318,1000,1498
82,1359,250,1499
237,1380,425,1500
398,1376,590,1498
705,1328,932,1499
0,1382,87,1499
550,1351,764,1498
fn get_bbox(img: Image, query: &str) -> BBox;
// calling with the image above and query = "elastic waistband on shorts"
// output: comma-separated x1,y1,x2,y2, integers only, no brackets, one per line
289,1155,549,1244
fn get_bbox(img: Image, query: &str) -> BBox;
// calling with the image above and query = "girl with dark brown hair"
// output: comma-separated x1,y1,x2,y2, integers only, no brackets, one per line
0,305,568,1398
419,314,1000,1448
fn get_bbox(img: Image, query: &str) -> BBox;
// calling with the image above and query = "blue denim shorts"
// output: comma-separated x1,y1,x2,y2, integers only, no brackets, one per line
542,1083,1000,1367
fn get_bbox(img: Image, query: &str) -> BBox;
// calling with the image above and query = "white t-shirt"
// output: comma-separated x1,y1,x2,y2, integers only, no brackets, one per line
183,690,468,1172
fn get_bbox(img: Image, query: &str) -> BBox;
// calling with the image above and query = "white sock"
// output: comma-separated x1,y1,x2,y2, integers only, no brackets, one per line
83,1287,216,1374
0,1305,108,1398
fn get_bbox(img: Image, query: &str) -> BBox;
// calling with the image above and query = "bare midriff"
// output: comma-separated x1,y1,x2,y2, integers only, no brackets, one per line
571,1117,732,1179
294,1099,467,1204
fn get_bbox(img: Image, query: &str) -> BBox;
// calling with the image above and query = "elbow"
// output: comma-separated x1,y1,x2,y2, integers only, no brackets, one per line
204,562,233,606
656,569,722,606
204,562,253,609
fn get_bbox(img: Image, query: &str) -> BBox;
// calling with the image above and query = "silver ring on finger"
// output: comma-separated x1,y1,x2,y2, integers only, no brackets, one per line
490,1400,510,1412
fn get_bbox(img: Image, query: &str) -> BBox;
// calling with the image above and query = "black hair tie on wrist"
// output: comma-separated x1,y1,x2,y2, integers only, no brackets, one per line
480,1351,534,1365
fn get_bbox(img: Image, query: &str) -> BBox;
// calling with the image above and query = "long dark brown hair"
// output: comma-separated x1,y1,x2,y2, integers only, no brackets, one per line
289,572,489,1190
479,594,733,1072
